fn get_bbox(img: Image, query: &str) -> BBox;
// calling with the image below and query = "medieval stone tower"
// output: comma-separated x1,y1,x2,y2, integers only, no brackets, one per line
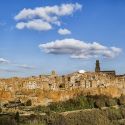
95,60,100,72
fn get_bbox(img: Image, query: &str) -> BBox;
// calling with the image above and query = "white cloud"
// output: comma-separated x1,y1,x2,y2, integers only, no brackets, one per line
58,28,71,35
39,38,122,59
0,68,18,73
14,3,82,31
0,58,9,64
15,3,82,20
0,57,35,71
16,19,52,31
17,64,35,69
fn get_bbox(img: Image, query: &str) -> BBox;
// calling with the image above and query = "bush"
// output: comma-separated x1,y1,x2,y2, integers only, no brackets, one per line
118,95,125,105
26,99,32,106
0,107,2,113
34,105,48,113
48,95,94,112
87,97,95,109
94,99,106,109
105,98,117,107
104,108,123,121
49,109,112,125
32,95,120,113
0,116,17,125
46,113,66,125
15,111,20,123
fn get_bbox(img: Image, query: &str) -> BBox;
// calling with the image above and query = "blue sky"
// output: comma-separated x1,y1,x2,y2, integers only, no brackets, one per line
0,0,125,77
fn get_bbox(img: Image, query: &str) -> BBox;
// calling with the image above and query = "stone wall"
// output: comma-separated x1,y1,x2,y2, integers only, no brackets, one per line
0,71,125,106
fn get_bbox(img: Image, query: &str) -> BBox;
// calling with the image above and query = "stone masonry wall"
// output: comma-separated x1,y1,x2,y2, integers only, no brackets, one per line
0,72,125,106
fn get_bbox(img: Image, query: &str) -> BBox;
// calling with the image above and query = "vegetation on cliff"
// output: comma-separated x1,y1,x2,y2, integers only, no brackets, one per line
1,95,125,125
33,95,119,113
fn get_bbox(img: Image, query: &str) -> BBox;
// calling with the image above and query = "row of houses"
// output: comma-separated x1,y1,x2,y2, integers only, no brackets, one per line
0,70,125,92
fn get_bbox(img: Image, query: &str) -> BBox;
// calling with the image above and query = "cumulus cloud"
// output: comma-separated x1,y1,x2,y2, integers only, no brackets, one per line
58,28,71,35
15,3,82,31
16,19,52,31
0,58,9,64
39,38,122,59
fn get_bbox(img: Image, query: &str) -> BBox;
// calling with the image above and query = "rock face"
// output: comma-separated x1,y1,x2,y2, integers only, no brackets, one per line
0,71,125,106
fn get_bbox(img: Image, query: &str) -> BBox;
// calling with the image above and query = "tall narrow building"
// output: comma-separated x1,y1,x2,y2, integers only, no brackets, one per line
95,60,100,72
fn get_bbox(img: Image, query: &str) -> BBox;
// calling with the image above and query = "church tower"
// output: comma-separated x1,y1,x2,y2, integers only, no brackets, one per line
95,60,100,72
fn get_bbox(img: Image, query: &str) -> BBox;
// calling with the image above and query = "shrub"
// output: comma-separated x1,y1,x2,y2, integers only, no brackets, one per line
49,109,112,125
86,97,95,109
0,116,16,125
48,95,94,112
0,107,2,113
34,105,47,113
33,95,120,113
46,113,66,125
15,111,20,123
94,99,106,108
118,95,125,105
105,98,117,107
26,99,32,106
104,108,123,120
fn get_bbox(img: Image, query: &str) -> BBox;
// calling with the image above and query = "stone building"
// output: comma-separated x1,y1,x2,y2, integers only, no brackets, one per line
95,60,116,75
0,60,125,106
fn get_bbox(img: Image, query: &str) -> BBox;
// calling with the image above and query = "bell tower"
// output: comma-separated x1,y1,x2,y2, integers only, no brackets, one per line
95,60,100,72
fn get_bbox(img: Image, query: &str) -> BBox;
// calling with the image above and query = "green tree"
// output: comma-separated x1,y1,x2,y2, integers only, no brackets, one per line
118,95,125,105
26,99,32,106
15,111,20,124
0,107,2,113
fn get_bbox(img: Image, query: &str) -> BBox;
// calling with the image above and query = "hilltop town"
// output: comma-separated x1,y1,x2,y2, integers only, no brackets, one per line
0,60,125,107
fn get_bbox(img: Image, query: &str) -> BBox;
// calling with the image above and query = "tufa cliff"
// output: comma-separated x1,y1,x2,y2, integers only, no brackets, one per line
0,60,125,106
